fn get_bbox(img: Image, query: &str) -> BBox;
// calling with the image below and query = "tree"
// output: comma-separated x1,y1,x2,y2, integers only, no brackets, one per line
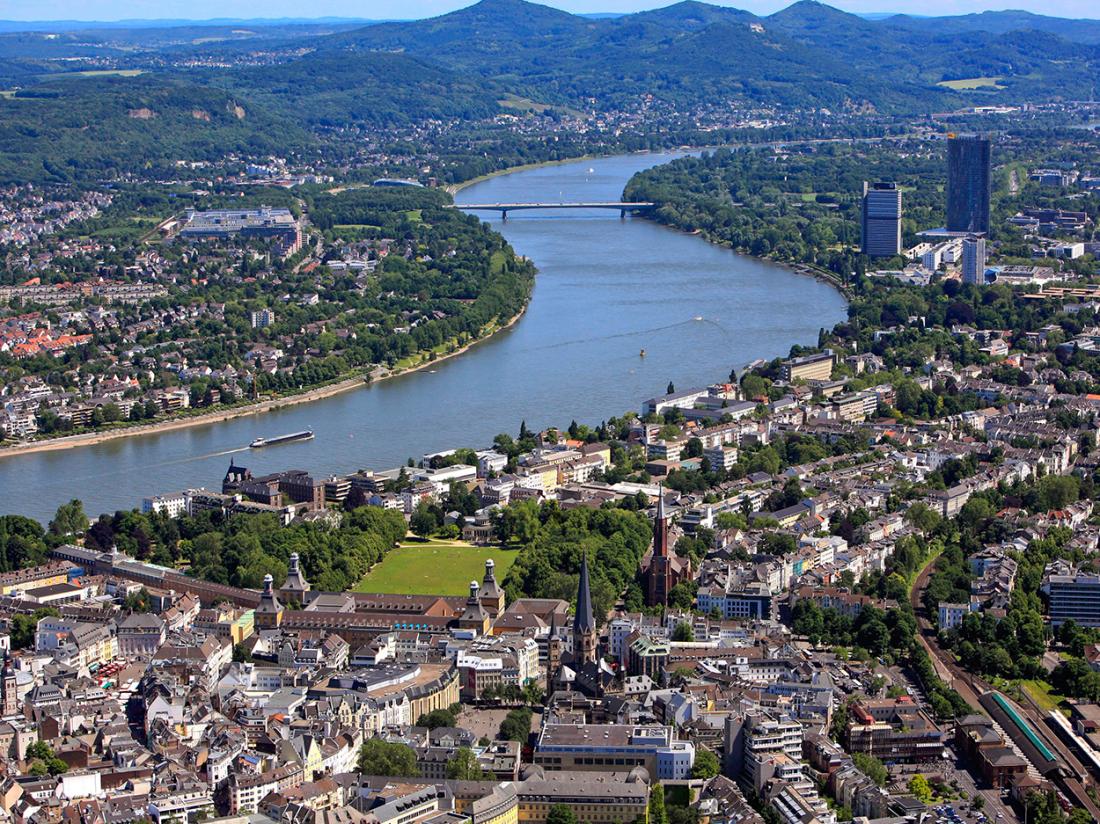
357,738,419,777
672,622,694,642
852,752,888,786
418,708,457,729
907,775,933,804
345,486,368,511
691,748,720,779
545,806,577,824
446,747,487,780
499,707,533,742
650,783,668,824
668,581,697,610
123,588,152,613
49,499,87,538
409,502,439,538
522,679,545,706
10,607,59,649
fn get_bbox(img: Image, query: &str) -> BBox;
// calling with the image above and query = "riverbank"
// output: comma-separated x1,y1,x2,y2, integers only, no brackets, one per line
0,307,528,460
446,154,606,196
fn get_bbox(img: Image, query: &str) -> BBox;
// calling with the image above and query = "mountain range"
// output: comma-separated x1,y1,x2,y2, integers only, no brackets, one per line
1,0,1099,183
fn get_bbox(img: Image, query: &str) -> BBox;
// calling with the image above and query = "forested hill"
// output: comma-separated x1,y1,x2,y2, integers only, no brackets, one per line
318,0,1100,111
1,0,1099,183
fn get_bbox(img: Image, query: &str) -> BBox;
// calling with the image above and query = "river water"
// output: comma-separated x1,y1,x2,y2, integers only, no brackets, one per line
0,152,846,524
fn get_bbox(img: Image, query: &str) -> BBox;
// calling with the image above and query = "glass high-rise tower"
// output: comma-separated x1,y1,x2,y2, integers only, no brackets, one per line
946,134,991,234
861,181,902,257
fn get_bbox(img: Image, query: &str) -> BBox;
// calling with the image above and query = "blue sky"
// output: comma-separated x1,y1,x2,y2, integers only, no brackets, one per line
6,0,1099,22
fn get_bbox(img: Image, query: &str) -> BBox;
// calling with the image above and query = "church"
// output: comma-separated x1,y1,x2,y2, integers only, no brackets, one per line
642,491,693,607
547,552,614,696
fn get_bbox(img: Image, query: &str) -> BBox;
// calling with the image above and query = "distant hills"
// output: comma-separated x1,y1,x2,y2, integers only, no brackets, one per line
1,0,1099,183
311,0,1100,111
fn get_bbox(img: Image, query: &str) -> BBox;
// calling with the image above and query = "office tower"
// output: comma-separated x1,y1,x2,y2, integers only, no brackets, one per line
861,181,902,257
962,235,986,285
947,134,991,234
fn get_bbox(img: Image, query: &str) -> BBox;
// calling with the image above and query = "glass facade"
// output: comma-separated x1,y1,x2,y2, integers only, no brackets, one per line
946,135,991,233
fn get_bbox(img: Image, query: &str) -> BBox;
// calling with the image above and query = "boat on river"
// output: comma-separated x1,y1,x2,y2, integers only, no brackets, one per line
250,430,314,449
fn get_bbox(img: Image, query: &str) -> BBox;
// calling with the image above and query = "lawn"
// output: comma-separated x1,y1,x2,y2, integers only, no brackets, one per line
1018,679,1068,714
937,77,1004,90
353,539,519,596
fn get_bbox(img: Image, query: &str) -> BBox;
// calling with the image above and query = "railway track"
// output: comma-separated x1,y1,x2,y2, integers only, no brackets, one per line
909,552,1100,820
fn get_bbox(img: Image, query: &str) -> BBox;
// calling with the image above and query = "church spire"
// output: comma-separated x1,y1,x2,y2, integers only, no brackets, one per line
654,484,670,558
574,553,594,636
573,553,597,665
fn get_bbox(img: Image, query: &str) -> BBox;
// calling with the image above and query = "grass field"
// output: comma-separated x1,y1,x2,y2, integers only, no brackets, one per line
937,77,1004,90
49,69,146,79
353,539,519,595
1019,679,1068,714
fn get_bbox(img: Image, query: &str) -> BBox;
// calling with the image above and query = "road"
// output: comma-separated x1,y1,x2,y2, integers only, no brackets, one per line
910,551,1100,821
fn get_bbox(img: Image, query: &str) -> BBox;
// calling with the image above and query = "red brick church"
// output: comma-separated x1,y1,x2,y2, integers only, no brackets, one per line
643,490,693,606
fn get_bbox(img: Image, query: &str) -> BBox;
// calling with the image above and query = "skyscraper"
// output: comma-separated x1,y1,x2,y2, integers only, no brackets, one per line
947,134,991,234
962,235,987,285
861,181,902,257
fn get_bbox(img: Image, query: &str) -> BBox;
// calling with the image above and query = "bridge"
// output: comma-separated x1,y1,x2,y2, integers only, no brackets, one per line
453,202,656,219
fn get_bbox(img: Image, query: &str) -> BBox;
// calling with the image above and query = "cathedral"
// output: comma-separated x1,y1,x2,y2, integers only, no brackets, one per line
643,491,693,607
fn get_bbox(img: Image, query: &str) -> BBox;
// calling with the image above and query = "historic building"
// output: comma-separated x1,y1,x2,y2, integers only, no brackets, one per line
643,493,693,607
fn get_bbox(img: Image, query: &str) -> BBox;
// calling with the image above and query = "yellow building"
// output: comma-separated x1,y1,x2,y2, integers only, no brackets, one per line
0,563,68,596
781,351,834,383
468,785,518,824
515,773,649,824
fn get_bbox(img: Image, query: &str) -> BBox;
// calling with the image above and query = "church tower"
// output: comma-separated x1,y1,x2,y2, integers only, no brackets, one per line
458,581,490,636
280,552,311,606
573,553,597,665
647,491,674,606
478,558,505,619
254,574,284,629
2,653,17,717
546,610,562,689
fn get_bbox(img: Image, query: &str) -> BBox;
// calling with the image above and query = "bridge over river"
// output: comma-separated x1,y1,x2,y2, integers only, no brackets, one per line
453,201,656,219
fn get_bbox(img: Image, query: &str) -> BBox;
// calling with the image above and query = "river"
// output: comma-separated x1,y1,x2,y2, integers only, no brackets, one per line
0,152,846,525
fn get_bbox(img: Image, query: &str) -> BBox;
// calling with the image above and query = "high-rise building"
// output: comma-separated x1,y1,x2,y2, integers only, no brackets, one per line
947,134,991,234
861,182,902,257
962,234,987,285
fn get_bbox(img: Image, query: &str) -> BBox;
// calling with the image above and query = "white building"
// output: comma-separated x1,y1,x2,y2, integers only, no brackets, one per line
142,491,188,518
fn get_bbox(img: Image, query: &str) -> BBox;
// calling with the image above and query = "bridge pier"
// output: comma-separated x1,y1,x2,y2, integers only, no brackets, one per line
501,210,508,222
620,209,626,219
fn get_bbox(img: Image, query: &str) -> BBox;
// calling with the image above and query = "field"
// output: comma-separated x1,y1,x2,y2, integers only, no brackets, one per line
46,69,146,79
353,538,519,595
1018,679,1068,714
937,77,1004,90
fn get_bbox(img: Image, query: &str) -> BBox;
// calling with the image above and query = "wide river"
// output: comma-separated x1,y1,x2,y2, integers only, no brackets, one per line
0,152,846,524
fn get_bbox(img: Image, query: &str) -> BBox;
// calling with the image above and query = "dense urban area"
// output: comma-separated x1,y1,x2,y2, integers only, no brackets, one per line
3,3,1100,824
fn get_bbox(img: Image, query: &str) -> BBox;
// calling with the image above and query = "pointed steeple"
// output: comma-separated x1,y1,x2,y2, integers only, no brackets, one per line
574,553,594,636
654,484,670,559
573,553,597,665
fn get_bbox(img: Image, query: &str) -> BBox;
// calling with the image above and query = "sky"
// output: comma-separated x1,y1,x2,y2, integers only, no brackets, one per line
4,0,1099,23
